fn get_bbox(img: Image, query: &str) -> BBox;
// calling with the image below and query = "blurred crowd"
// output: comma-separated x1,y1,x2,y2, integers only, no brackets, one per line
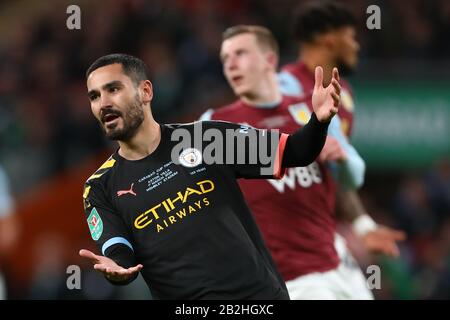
0,0,449,299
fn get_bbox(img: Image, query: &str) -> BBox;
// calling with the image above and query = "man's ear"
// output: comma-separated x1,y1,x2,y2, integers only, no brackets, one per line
141,80,153,103
320,31,338,50
266,51,279,71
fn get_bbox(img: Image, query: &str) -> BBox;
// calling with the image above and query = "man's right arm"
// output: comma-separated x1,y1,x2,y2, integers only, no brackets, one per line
325,115,365,189
81,181,140,285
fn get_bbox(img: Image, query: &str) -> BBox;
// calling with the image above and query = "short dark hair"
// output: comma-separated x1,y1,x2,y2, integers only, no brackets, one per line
222,25,279,57
86,53,150,85
294,0,357,43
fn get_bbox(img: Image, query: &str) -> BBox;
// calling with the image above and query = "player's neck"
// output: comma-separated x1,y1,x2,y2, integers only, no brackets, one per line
299,48,334,87
117,116,161,161
241,74,282,106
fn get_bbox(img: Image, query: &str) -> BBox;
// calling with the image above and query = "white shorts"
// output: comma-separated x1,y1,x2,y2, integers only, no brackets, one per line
286,234,374,300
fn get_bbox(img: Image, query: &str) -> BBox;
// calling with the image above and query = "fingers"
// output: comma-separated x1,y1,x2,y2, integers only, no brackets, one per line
390,244,400,257
330,106,338,116
331,91,340,107
391,230,407,241
95,264,143,276
127,264,144,274
381,227,407,241
385,242,400,257
331,78,341,96
94,264,126,276
94,263,108,273
333,67,340,82
369,240,399,257
314,66,323,89
79,249,99,263
330,69,341,108
366,230,403,257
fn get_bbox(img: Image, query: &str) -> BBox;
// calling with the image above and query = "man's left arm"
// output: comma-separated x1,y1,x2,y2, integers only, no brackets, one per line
335,189,406,257
325,101,406,258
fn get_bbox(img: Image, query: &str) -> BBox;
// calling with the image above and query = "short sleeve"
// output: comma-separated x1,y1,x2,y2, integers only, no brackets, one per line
278,71,304,97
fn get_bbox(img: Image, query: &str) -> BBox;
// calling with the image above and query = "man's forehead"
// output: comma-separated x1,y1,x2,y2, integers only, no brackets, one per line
222,33,257,52
87,64,127,89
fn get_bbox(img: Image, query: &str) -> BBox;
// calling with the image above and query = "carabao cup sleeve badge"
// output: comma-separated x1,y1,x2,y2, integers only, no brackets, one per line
87,207,103,241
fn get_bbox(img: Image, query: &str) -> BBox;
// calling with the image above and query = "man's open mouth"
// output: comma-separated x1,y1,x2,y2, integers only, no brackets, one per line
231,75,244,85
101,112,121,124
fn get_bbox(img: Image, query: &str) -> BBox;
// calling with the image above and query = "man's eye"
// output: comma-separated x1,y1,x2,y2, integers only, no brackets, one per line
109,87,119,93
90,95,99,101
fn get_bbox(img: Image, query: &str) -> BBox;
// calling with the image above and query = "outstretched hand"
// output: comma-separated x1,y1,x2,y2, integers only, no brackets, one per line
79,249,143,282
312,66,341,123
361,226,406,257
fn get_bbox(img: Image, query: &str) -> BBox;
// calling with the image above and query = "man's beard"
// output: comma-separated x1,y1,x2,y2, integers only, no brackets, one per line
102,95,145,141
336,58,356,77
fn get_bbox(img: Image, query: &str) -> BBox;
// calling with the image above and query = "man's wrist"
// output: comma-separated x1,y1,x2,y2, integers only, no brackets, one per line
352,214,377,237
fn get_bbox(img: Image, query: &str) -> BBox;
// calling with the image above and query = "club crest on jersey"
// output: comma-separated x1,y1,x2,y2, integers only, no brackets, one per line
341,89,354,112
288,103,311,125
87,207,103,241
179,148,202,168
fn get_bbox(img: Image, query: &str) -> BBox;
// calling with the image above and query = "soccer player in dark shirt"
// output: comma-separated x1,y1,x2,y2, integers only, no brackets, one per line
79,53,341,299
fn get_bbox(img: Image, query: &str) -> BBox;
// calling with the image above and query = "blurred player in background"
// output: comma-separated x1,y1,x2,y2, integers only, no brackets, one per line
0,165,19,299
201,25,368,299
278,0,406,298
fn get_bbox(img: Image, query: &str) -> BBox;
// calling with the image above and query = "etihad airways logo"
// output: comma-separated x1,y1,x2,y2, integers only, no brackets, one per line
134,180,214,233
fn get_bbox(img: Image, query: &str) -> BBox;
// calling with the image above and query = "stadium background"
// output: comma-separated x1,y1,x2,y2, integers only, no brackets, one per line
0,0,449,299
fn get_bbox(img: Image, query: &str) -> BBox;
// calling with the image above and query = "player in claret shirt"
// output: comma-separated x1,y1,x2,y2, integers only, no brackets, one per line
79,53,341,300
279,1,405,298
200,24,368,299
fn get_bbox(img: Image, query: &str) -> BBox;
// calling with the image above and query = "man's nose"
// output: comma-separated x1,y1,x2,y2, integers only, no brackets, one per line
227,56,238,71
100,94,113,109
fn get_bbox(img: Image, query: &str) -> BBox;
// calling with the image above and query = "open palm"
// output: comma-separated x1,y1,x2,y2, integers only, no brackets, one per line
312,66,341,123
79,249,143,282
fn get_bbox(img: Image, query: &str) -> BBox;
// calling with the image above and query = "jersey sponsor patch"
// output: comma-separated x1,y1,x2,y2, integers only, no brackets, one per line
179,148,202,168
288,103,311,125
87,207,103,241
341,89,354,112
